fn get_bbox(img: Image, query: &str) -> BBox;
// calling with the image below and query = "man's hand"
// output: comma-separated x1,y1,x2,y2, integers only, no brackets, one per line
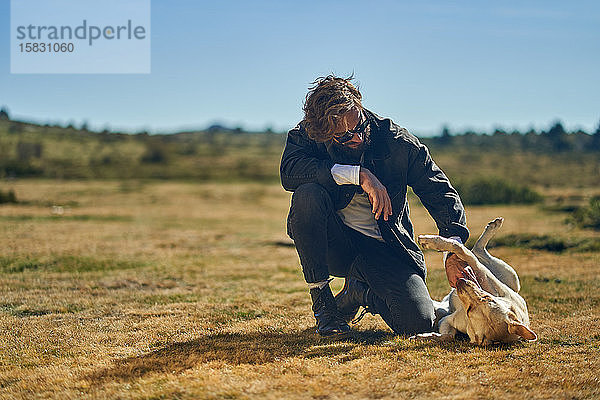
359,167,393,221
444,253,470,288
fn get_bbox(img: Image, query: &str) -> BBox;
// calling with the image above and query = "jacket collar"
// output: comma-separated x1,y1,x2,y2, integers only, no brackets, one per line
364,109,391,160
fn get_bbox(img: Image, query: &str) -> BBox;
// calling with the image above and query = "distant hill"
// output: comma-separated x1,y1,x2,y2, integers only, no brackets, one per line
0,118,285,181
0,116,598,188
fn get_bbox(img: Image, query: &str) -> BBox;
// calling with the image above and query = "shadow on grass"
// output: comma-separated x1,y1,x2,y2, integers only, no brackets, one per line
87,328,393,383
270,240,295,248
404,333,531,352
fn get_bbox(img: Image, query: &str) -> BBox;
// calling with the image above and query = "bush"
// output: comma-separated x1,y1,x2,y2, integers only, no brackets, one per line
453,177,543,205
141,139,169,164
490,233,571,252
16,141,43,161
570,196,600,230
0,189,17,204
0,160,44,178
489,233,600,253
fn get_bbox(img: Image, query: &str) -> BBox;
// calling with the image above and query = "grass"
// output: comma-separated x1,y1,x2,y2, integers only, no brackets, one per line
0,255,145,273
0,180,599,399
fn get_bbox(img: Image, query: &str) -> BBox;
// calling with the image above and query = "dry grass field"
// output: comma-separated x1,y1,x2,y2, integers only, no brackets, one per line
1,180,599,399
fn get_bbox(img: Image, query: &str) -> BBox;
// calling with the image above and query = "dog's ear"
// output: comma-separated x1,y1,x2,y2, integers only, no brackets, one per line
508,321,537,341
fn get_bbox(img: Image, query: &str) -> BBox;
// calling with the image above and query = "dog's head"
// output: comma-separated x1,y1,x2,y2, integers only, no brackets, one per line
456,278,537,345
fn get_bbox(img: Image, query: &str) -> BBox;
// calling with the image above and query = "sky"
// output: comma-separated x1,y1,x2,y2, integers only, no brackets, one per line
0,0,599,136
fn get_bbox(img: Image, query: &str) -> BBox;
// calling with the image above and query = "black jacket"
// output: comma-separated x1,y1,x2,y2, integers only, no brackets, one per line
280,109,469,278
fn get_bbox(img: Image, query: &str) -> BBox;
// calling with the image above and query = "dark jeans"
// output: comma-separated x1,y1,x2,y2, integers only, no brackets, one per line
287,183,435,335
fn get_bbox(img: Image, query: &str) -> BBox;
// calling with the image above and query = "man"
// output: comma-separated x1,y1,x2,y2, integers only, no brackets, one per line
280,75,469,337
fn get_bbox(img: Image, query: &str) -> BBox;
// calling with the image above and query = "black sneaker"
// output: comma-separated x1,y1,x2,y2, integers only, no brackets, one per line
310,284,351,337
334,278,370,323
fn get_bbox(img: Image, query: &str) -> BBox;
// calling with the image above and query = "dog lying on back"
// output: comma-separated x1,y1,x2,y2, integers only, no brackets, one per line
416,217,537,345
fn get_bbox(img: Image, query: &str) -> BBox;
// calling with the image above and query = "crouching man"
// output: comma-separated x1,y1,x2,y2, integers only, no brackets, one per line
280,75,469,337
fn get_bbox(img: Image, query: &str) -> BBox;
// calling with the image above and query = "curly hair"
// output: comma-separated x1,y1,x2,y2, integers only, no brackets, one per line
302,74,363,142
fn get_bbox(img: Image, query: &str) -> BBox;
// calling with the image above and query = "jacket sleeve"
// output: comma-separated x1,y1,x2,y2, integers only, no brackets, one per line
406,142,469,242
279,123,339,193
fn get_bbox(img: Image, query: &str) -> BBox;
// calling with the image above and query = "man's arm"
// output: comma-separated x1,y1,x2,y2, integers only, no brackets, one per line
330,164,360,185
280,123,392,220
406,143,469,242
359,167,393,221
279,124,338,192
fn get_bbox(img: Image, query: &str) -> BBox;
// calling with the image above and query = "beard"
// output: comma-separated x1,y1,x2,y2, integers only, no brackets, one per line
326,130,371,165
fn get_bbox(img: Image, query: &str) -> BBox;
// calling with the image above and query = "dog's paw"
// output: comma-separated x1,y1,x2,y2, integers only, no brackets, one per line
487,217,504,231
409,332,440,341
418,235,456,252
410,332,454,342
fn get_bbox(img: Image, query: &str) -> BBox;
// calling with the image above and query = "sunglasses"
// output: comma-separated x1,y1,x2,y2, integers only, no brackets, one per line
332,112,370,145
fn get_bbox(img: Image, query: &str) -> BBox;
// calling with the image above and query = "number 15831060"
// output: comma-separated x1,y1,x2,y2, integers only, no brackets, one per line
19,42,74,53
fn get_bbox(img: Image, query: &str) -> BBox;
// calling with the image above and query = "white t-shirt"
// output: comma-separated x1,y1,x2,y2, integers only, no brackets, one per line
330,164,383,240
331,164,463,246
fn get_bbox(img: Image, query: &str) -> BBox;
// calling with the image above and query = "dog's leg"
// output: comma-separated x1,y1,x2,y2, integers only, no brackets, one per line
471,218,521,292
438,314,459,338
418,235,480,269
410,305,458,342
419,234,498,293
472,217,503,255
432,298,450,330
411,315,457,342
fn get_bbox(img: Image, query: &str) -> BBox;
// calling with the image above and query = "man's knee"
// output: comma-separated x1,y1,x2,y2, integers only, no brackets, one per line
287,184,333,239
388,296,434,335
291,183,332,211
289,184,333,222
381,272,435,335
403,277,436,334
408,297,435,334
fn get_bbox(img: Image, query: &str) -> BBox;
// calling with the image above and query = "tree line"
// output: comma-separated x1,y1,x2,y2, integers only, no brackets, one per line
426,121,600,153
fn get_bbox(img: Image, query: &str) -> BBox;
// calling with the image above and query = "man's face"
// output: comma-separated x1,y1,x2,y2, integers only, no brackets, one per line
327,107,370,163
331,107,365,150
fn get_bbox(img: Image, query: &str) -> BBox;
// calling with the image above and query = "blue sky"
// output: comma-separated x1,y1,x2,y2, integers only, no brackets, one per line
1,0,599,135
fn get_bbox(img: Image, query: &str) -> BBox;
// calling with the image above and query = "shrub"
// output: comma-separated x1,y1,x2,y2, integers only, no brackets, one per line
489,233,600,253
0,160,44,178
16,141,43,161
141,139,169,164
0,189,17,204
490,233,572,252
570,196,600,230
453,177,543,205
